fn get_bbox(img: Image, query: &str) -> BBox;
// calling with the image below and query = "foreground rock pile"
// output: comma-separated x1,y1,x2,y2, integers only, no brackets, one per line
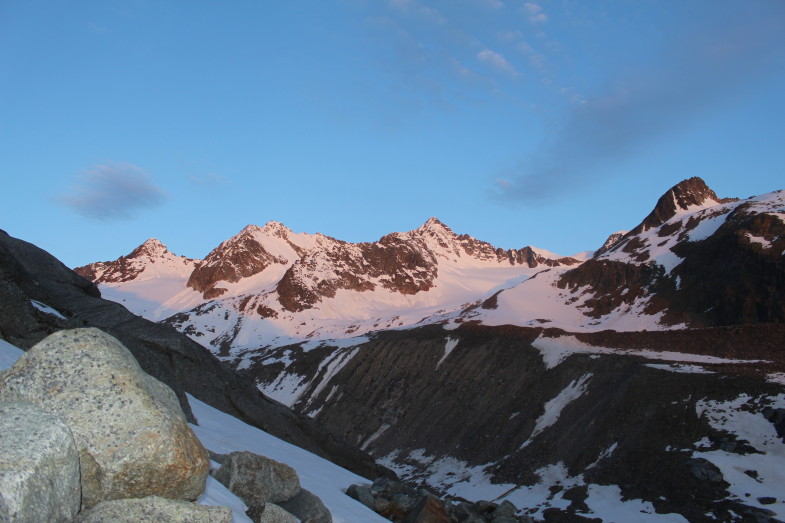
347,477,534,523
0,328,332,522
210,450,333,522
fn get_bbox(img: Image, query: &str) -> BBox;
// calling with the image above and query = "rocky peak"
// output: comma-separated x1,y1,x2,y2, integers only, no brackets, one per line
593,231,629,258
640,177,723,231
128,238,169,259
416,217,452,234
74,238,195,284
261,221,294,239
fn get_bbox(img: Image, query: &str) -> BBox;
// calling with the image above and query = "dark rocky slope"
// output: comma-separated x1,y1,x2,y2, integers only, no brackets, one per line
0,229,381,480
562,178,785,327
240,323,785,521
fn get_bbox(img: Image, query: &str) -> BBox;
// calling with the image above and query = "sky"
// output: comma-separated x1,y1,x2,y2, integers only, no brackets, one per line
1,0,784,268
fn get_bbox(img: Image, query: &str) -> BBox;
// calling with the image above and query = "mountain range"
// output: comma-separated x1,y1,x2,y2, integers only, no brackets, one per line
29,177,785,520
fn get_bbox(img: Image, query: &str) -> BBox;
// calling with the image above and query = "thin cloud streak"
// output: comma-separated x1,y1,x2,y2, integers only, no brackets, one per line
57,163,166,221
494,3,785,205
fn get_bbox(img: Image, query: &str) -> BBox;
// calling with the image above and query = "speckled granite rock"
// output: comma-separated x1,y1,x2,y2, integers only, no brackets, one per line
0,328,209,508
246,502,298,523
0,401,81,522
75,496,231,522
214,451,300,506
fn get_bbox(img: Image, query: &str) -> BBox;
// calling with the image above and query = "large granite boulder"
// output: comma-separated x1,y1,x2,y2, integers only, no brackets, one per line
0,328,209,508
214,451,300,506
75,496,231,522
0,401,81,522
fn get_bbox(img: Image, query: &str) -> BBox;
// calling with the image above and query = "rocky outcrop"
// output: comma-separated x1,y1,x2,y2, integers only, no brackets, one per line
639,177,730,231
0,401,81,522
75,496,232,523
0,328,209,508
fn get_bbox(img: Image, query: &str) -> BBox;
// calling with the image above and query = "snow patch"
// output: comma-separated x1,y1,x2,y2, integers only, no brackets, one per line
521,373,592,447
436,337,459,369
30,299,66,320
694,394,785,520
198,476,251,522
361,423,391,451
767,373,785,385
257,373,309,407
531,335,763,369
746,233,774,249
645,363,715,374
188,395,389,522
0,338,25,370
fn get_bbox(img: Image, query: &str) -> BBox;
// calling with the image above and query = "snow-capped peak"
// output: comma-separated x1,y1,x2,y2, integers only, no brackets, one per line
640,177,727,231
417,217,452,233
128,238,170,259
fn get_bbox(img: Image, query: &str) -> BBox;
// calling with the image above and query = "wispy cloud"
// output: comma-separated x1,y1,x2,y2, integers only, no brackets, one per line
57,163,166,220
523,2,547,24
477,49,519,76
494,2,785,204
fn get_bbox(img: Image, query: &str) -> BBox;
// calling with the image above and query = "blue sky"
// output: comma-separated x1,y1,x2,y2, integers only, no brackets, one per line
2,1,784,268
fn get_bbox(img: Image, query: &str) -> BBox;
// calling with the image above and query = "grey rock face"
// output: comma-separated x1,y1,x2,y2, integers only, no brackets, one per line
0,328,209,508
75,496,231,523
246,502,298,523
0,401,81,522
278,488,332,523
214,451,300,506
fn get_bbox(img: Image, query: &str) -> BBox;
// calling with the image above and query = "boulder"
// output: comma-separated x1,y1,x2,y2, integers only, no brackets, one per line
404,494,451,523
214,451,300,506
246,502,298,523
0,328,209,507
451,502,484,523
0,401,81,522
278,488,332,522
687,458,724,483
75,496,231,522
492,500,518,518
346,484,375,510
472,500,499,515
